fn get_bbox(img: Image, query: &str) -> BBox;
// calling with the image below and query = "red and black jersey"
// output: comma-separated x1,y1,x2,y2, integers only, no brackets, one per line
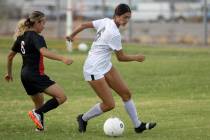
11,31,46,75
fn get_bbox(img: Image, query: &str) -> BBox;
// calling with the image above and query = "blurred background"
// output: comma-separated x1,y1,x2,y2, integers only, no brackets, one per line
0,0,210,45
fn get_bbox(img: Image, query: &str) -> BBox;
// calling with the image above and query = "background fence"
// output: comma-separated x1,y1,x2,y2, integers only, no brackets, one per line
0,0,209,45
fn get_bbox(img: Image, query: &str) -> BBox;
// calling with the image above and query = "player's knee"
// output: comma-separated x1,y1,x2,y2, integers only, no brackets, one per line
56,94,67,104
62,95,67,102
121,92,131,102
109,103,115,110
104,102,115,111
61,95,67,103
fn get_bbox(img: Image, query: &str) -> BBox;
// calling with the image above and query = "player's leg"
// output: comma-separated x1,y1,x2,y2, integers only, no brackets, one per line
22,77,45,130
85,77,115,115
105,66,156,133
105,67,141,127
28,93,45,130
77,77,115,133
30,93,44,131
35,83,67,114
105,66,131,101
31,93,44,109
29,83,67,130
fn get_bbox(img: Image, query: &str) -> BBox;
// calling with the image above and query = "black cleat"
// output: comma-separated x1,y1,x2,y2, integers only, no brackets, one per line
135,122,156,133
77,114,88,133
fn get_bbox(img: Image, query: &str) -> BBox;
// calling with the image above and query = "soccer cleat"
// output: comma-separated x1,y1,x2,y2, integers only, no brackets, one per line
28,109,43,129
77,114,88,133
35,113,44,132
35,128,44,132
135,122,156,133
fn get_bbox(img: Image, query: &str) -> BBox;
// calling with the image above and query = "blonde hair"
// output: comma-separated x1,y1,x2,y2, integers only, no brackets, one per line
24,11,45,28
13,19,28,40
13,11,45,40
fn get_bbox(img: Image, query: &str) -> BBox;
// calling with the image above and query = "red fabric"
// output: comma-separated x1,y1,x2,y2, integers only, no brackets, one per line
39,54,44,75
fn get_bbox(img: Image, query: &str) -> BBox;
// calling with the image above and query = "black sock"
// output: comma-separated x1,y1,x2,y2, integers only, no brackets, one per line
35,98,59,114
40,113,44,126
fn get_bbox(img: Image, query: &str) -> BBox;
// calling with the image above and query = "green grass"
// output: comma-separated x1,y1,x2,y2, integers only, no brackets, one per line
0,37,210,140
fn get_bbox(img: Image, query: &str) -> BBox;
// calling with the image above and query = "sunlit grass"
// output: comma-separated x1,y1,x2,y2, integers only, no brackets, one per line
0,37,210,140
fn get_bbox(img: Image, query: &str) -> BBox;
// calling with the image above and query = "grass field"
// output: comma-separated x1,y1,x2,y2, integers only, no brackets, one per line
0,37,210,140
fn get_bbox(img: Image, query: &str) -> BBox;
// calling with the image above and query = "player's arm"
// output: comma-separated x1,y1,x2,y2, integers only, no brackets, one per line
5,51,17,82
66,22,94,41
40,47,73,65
114,50,145,62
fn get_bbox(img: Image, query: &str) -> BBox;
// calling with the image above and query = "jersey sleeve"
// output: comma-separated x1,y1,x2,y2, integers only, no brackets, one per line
11,38,20,52
33,35,47,51
92,18,107,30
109,35,122,51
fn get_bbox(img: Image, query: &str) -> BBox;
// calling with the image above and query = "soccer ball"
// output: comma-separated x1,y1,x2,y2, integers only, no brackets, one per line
78,43,88,52
103,117,124,137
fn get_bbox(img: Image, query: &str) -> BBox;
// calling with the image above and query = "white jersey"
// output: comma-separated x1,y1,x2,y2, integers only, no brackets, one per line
83,18,122,80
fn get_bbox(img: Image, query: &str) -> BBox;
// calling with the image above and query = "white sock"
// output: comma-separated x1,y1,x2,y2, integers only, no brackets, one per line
124,99,141,128
82,103,103,121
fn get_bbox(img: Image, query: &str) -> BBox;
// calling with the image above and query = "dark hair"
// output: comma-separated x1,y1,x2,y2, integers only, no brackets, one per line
24,11,45,28
114,3,131,17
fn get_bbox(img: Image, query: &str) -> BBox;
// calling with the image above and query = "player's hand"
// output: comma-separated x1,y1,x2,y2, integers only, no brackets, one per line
136,55,145,62
66,35,73,42
62,57,73,65
5,74,13,82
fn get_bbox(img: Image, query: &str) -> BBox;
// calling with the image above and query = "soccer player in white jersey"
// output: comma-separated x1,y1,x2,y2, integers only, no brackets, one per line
67,3,156,133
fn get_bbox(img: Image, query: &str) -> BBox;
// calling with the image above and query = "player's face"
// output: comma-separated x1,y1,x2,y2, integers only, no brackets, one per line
34,18,46,33
116,12,131,26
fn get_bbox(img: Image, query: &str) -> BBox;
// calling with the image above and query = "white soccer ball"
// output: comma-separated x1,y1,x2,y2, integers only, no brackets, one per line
103,117,124,137
78,43,88,52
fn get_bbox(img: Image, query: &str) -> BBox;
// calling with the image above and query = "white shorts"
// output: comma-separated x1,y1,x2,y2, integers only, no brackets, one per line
83,72,104,81
83,64,112,81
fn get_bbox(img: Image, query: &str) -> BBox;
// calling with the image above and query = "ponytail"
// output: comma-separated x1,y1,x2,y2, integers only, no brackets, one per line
13,19,28,40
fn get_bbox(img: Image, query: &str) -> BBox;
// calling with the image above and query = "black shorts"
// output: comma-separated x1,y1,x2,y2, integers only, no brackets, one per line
21,73,55,95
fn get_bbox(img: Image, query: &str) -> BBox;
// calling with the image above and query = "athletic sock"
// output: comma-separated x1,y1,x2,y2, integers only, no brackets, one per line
40,113,44,126
82,103,103,121
124,99,141,128
35,98,59,114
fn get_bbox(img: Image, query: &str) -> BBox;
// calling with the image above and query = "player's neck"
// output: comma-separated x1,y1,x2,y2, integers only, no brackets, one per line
28,28,39,33
113,19,120,28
